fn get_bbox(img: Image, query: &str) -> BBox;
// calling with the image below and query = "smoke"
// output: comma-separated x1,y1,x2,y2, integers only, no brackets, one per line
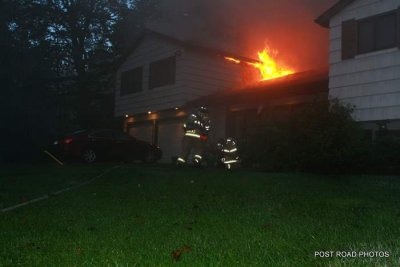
148,0,337,71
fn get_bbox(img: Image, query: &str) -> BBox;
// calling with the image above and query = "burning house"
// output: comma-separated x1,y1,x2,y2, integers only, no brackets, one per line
115,30,246,162
114,29,328,162
113,0,400,163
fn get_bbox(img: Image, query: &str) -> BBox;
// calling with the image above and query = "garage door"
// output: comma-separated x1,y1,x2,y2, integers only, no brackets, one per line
128,122,153,144
158,119,183,163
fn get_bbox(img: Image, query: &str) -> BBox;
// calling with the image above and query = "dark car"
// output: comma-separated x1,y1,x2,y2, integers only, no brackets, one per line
51,129,162,163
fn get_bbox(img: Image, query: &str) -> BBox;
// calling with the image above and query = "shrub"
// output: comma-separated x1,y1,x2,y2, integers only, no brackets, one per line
239,98,366,172
367,134,400,168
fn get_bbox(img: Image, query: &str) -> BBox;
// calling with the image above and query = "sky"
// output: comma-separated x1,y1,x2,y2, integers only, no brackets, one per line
148,0,338,72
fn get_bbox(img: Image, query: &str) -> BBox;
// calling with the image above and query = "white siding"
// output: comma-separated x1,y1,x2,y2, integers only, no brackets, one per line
115,34,243,117
328,0,400,122
177,49,244,104
115,35,186,116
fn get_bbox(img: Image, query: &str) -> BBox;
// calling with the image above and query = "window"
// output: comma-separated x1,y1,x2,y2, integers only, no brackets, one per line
341,10,399,59
149,56,176,89
358,19,375,53
120,67,143,96
358,12,397,54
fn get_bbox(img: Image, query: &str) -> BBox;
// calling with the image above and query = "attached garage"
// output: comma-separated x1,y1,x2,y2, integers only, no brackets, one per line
157,119,184,163
128,121,154,144
127,117,184,163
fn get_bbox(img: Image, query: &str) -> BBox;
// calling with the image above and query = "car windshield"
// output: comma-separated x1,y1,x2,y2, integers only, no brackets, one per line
114,131,132,141
71,130,86,134
90,130,113,139
66,130,87,137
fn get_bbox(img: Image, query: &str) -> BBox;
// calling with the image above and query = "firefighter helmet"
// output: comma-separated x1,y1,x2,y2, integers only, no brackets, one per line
198,106,208,114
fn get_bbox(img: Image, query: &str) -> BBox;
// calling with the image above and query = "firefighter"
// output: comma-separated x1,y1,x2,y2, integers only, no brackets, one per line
176,106,210,166
219,137,240,170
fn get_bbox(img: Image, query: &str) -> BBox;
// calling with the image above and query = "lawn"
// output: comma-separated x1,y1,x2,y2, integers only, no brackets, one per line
0,163,113,209
0,164,399,266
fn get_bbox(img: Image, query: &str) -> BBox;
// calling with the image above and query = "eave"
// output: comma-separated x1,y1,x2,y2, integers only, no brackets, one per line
315,0,356,28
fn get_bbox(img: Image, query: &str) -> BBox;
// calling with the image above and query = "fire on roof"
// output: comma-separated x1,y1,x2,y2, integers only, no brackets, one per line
224,45,295,82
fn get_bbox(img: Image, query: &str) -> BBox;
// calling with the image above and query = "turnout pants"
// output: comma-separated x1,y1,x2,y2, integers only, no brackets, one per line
177,136,203,164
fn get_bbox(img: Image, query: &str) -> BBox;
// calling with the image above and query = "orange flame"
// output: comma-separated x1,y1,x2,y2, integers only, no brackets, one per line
248,47,294,80
225,46,295,81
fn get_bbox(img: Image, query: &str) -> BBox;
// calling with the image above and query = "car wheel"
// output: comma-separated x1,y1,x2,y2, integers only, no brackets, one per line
82,148,97,163
143,149,155,163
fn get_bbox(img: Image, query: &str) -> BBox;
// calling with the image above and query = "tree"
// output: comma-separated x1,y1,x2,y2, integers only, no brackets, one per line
0,0,60,161
9,0,159,127
0,0,159,161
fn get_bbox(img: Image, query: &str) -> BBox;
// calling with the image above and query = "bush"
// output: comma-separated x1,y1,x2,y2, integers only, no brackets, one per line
366,134,400,169
239,98,366,172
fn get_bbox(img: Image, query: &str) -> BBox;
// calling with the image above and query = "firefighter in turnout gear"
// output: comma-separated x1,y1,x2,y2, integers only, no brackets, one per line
176,106,210,166
218,137,240,170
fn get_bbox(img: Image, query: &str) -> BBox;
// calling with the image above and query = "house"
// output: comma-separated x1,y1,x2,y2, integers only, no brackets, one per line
115,29,330,163
115,30,254,162
316,0,400,137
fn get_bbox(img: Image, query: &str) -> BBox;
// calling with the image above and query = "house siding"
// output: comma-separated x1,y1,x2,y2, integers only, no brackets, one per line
179,49,243,100
115,35,186,116
328,0,400,122
115,34,243,117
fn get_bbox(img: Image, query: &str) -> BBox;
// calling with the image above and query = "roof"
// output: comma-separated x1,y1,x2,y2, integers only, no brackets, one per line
116,29,259,70
187,71,329,107
315,0,356,28
148,29,259,63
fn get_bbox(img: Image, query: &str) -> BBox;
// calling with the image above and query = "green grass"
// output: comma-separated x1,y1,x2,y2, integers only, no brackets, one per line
0,164,399,266
0,163,113,208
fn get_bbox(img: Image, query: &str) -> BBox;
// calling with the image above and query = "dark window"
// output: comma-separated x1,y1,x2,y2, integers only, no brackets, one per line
120,67,143,96
376,14,397,49
357,12,397,54
358,20,375,53
149,56,176,89
342,19,358,59
342,10,399,60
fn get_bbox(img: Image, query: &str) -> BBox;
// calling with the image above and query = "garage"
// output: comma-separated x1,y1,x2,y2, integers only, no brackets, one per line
128,121,154,144
157,119,184,163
